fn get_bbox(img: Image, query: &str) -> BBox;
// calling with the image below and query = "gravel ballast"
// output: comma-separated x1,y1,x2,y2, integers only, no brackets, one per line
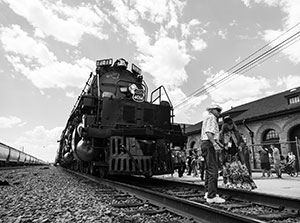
0,166,188,223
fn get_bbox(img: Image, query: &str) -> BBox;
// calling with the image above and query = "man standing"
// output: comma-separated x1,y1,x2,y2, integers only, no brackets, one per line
201,104,225,204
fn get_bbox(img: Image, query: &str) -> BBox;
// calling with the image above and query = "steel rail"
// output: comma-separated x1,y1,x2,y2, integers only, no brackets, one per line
65,169,265,223
147,177,300,211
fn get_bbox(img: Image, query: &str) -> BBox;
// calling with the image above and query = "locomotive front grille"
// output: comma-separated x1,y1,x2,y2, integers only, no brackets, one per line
110,157,151,172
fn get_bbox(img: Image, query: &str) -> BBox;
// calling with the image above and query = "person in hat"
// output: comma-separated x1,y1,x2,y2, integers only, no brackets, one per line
200,104,225,204
219,116,257,190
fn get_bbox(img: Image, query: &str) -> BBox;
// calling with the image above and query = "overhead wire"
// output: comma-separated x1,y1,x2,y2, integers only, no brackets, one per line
174,26,300,109
201,29,300,98
173,23,300,109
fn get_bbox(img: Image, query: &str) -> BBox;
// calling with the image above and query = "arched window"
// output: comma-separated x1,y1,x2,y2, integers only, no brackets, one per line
190,141,196,149
263,129,279,142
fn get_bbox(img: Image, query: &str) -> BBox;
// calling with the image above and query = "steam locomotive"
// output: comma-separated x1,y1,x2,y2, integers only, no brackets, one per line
56,58,186,177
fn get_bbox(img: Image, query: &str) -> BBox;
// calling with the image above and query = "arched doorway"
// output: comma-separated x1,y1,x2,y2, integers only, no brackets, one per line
189,141,196,149
289,125,300,171
262,129,280,152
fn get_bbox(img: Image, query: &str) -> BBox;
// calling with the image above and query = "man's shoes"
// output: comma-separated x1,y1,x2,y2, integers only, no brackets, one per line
204,192,219,199
206,196,225,204
204,192,208,199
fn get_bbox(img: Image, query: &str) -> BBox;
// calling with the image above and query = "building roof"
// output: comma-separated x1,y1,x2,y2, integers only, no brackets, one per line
222,86,300,123
185,86,300,135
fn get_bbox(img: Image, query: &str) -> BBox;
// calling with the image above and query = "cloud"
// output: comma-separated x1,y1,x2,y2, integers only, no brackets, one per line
240,0,280,8
277,74,300,89
131,0,185,28
246,0,300,64
2,0,108,46
0,116,26,128
181,19,206,38
217,29,228,40
6,55,94,89
109,0,191,93
191,38,207,51
204,70,271,111
13,126,63,162
1,25,56,66
1,25,95,89
262,28,300,64
174,94,208,123
66,91,77,98
137,37,190,89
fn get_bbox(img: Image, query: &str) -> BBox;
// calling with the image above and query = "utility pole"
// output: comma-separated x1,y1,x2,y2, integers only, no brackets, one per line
243,120,256,169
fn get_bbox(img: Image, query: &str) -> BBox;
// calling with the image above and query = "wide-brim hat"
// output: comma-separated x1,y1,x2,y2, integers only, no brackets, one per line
207,104,222,112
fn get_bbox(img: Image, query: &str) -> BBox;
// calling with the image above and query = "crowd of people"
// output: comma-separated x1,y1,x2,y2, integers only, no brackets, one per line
258,145,297,178
171,103,298,204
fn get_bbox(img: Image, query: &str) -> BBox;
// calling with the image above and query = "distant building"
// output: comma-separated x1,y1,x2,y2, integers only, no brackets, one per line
185,86,300,171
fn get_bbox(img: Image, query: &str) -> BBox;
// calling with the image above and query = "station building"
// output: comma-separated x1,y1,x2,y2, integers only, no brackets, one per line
185,86,300,171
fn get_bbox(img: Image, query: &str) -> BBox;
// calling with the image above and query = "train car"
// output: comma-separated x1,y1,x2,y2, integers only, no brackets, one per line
7,147,20,164
19,152,26,163
0,141,45,166
0,142,10,166
56,58,187,177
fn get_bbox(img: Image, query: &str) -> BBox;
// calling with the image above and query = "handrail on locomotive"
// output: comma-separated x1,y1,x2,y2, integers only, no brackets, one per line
150,85,174,124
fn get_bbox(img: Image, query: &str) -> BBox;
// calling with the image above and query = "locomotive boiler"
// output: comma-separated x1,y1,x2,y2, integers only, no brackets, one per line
56,58,186,177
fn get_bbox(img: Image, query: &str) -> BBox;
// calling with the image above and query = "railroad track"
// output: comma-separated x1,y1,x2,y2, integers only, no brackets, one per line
64,169,196,223
64,168,300,223
112,175,300,223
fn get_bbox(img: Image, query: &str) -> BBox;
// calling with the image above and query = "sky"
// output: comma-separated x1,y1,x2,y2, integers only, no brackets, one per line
1,0,300,163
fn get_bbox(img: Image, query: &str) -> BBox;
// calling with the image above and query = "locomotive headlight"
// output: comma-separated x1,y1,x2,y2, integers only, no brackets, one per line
128,84,138,95
132,63,141,75
96,58,113,67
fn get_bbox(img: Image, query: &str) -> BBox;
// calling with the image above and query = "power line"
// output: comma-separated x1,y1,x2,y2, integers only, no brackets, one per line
203,29,300,98
174,23,300,109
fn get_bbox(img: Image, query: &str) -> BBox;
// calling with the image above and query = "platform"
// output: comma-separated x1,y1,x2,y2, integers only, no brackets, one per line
155,172,300,199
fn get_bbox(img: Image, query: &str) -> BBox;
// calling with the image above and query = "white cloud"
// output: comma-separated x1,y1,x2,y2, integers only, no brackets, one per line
204,71,271,111
1,25,95,89
191,38,207,51
3,0,108,46
218,29,228,40
240,0,280,8
248,0,300,64
174,94,208,123
181,19,205,38
13,126,63,162
277,74,300,89
66,91,77,98
132,0,185,28
6,55,94,89
0,116,25,128
262,28,300,64
138,37,190,88
1,25,56,66
109,0,191,93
